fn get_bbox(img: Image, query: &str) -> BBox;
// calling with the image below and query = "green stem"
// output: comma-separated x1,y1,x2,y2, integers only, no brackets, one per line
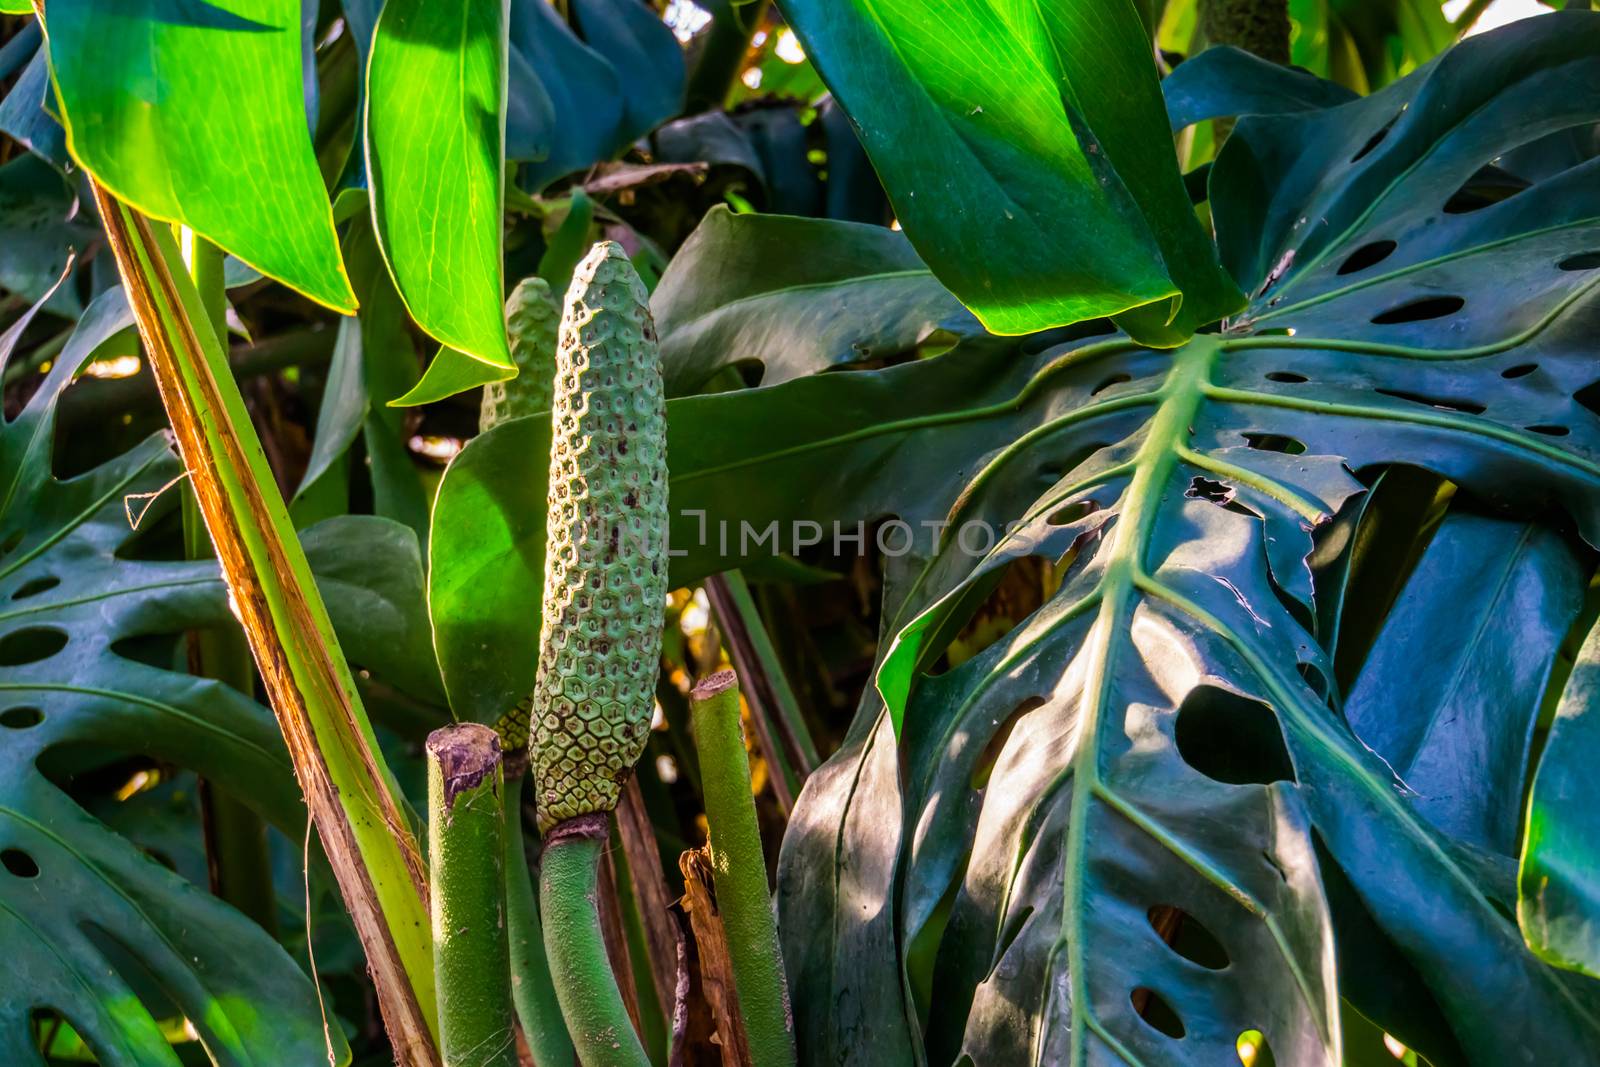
90,184,439,1063
503,774,578,1066
703,572,817,810
177,230,279,938
689,670,796,1067
540,814,651,1067
427,724,518,1067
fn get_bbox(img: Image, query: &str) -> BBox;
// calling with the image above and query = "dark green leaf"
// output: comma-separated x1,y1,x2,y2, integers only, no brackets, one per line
0,37,68,168
510,0,624,189
1345,514,1585,855
0,286,345,1065
0,154,89,314
569,0,684,144
651,207,981,394
1162,45,1359,131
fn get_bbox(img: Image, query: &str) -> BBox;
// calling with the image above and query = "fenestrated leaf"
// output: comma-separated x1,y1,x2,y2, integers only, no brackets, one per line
366,0,512,377
651,207,982,394
773,0,1244,343
0,286,346,1066
549,12,1600,1064
41,0,354,312
0,153,89,315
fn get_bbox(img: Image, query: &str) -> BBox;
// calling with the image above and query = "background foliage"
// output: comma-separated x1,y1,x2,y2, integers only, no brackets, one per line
2,1,1597,1065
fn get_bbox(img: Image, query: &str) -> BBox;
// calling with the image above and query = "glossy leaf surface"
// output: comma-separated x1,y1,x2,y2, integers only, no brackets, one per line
367,0,512,372
773,0,1243,342
42,0,354,311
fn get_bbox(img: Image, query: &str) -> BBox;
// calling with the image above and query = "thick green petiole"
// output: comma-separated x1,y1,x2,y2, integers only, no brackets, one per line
540,814,651,1067
690,670,797,1067
427,724,518,1067
503,774,578,1066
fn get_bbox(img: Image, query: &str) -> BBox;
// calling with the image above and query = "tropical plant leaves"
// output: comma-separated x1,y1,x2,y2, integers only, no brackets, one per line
565,12,1600,1064
41,0,354,312
0,260,443,1062
773,0,1244,343
1522,612,1600,980
0,287,342,1065
651,206,980,394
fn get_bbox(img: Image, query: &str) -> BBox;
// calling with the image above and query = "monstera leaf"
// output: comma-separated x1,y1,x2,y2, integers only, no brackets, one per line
425,12,1600,1063
776,13,1600,1065
0,284,442,1064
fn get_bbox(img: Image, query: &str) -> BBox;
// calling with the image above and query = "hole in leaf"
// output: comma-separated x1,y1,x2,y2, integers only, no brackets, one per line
1559,251,1600,271
1442,163,1531,213
1576,380,1600,418
2,848,39,878
1243,433,1306,455
1370,295,1465,325
1091,372,1133,396
1186,476,1235,505
1374,388,1485,415
1046,501,1094,527
924,557,1048,676
0,530,20,557
1350,117,1396,163
1526,424,1569,437
113,504,185,561
971,697,1046,789
110,633,179,671
1237,1029,1276,1066
0,627,67,667
11,575,59,600
1147,906,1230,969
1265,371,1307,384
1,707,42,729
1502,363,1538,379
1175,686,1295,785
1337,240,1397,275
1299,662,1331,704
1131,988,1185,1038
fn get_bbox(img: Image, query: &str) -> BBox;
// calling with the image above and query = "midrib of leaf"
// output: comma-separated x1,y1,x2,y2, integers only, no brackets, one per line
0,682,284,764
674,338,1142,486
0,439,167,584
1048,336,1339,1066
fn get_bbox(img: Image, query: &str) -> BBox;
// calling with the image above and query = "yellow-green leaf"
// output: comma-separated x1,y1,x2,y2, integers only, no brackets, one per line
366,0,513,377
41,0,355,311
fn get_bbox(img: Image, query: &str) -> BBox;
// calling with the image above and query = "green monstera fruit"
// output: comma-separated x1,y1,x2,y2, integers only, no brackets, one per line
480,276,563,435
530,241,669,831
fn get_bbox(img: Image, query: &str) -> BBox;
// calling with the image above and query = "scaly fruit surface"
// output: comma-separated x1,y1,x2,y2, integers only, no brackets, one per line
532,242,668,831
485,276,563,756
480,276,562,435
